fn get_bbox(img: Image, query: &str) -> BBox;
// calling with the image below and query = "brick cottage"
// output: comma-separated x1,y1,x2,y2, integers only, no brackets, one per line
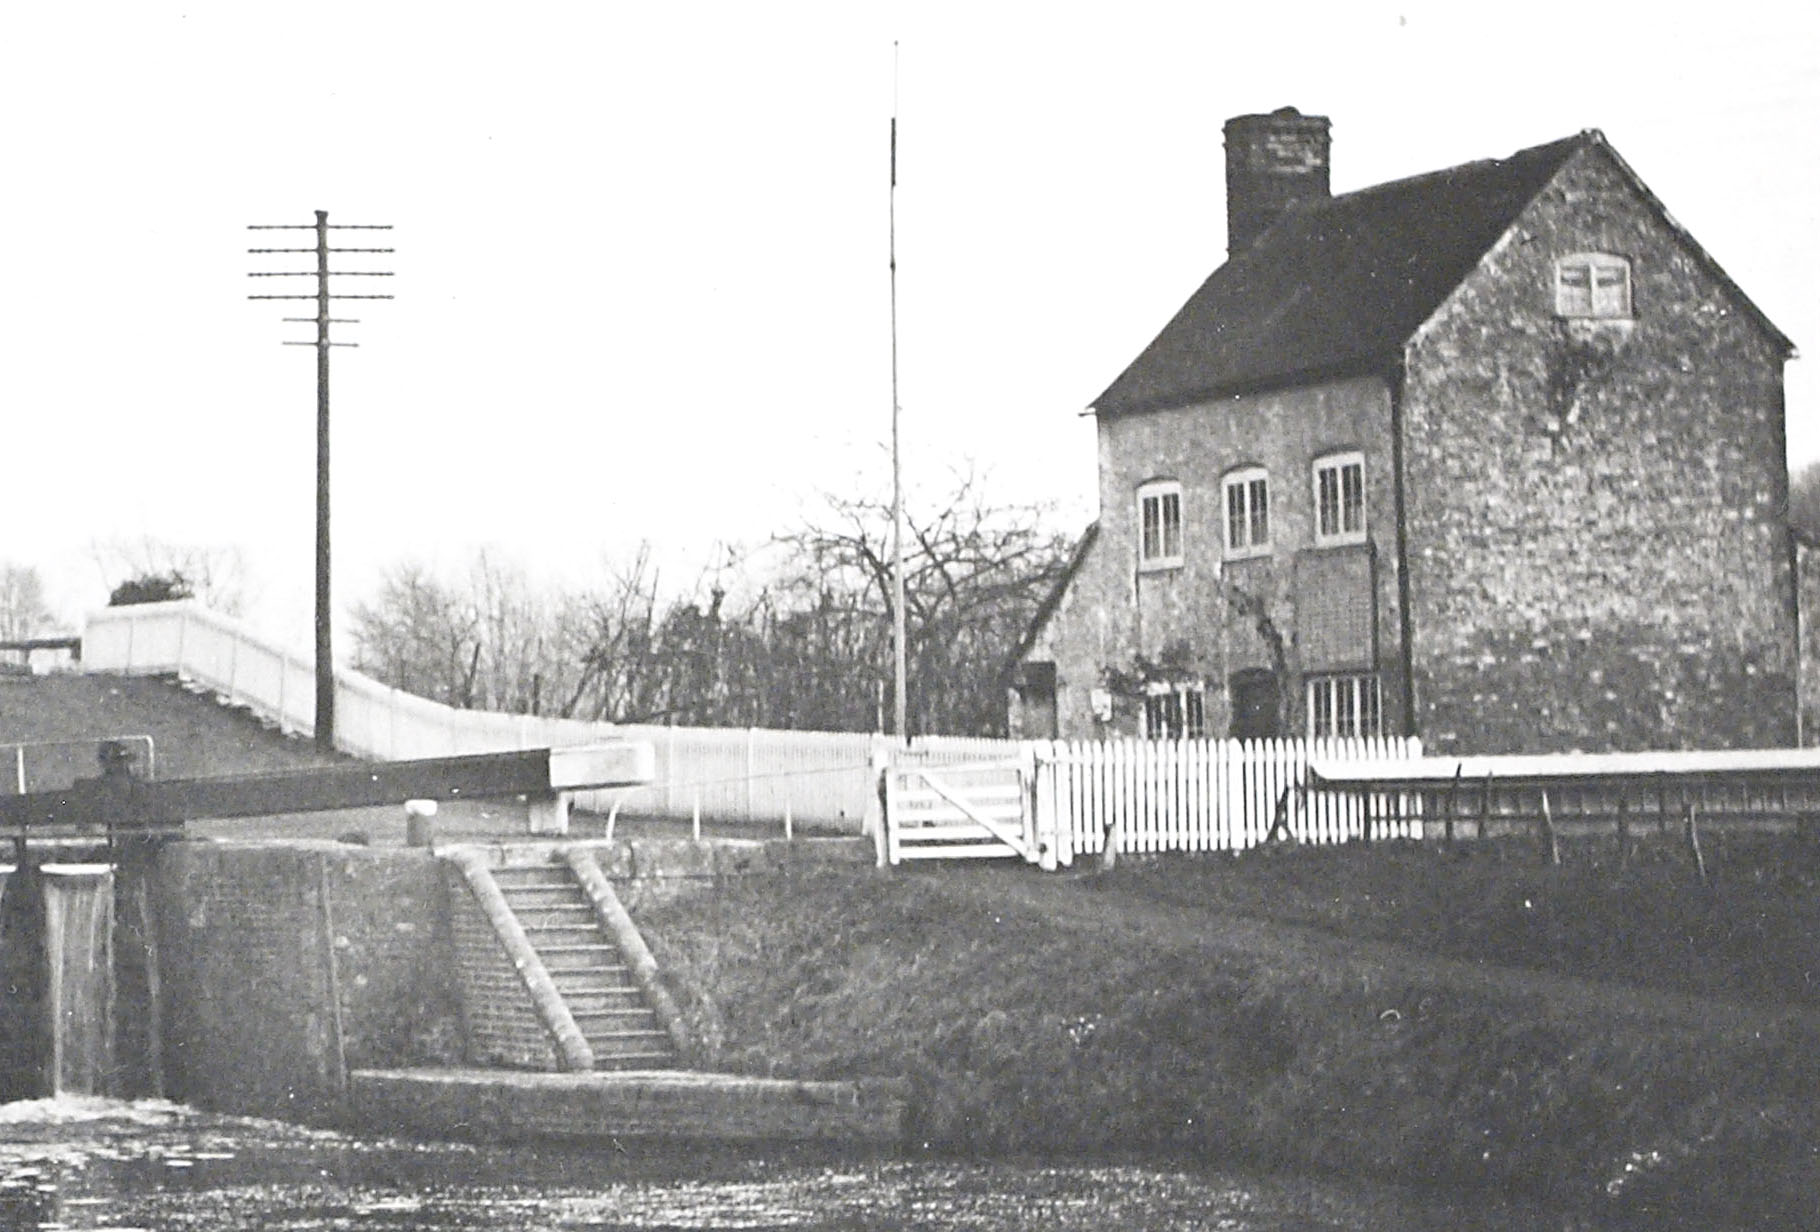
1011,109,1797,754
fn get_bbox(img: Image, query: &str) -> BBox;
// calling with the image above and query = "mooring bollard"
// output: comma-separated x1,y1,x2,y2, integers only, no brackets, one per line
405,798,438,847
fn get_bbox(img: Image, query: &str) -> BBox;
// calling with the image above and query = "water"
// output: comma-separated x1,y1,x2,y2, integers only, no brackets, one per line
38,866,115,1098
0,1097,1702,1231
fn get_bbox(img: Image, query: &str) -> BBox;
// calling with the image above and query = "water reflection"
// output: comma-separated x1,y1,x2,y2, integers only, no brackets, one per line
0,1097,1690,1231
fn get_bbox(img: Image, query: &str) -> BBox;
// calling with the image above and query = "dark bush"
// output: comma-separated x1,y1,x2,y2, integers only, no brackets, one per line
108,571,194,606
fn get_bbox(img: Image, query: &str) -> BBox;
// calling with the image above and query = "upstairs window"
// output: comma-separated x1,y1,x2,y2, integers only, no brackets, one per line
1555,253,1631,319
1144,682,1206,739
1313,452,1366,546
1222,467,1270,559
1308,672,1381,740
1137,480,1183,569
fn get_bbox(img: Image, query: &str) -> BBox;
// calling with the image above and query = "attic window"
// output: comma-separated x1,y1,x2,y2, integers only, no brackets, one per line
1137,480,1183,570
1555,253,1631,319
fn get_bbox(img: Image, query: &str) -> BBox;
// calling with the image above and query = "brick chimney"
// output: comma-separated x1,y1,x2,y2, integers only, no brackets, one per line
1223,107,1331,257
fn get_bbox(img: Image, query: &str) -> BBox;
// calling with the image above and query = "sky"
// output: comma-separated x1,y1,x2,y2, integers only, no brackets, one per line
2,2,1816,649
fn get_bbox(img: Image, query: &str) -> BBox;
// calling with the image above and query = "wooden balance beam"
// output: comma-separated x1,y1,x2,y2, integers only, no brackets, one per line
0,743,654,836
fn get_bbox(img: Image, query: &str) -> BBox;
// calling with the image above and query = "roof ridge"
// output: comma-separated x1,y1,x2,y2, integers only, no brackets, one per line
1305,130,1596,210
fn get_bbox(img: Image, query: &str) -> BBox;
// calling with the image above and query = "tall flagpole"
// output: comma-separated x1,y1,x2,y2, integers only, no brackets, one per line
890,44,909,744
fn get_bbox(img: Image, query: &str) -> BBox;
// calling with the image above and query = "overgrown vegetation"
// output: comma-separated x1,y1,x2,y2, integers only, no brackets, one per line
348,473,1074,737
107,570,195,607
637,839,1820,1227
94,537,251,614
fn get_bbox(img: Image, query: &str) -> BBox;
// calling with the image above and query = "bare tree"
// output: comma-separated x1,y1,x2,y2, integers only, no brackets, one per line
771,469,1074,735
346,479,1071,737
348,563,484,707
0,563,55,641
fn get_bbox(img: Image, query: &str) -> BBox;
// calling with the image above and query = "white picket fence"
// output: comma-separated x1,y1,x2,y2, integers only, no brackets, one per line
1035,735,1424,862
884,736,1424,867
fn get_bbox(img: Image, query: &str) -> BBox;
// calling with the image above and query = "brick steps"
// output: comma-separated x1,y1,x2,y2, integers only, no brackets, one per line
465,860,678,1071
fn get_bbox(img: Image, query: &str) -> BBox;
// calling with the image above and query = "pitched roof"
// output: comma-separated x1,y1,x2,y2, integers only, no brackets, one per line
1092,132,1596,417
1006,520,1098,673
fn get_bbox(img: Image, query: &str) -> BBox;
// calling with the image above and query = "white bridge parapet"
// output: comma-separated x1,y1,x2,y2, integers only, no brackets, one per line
78,601,945,831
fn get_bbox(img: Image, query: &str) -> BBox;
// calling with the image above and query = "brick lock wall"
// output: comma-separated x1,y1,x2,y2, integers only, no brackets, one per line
155,843,460,1120
156,845,342,1119
322,849,462,1067
1400,145,1796,753
1029,375,1405,738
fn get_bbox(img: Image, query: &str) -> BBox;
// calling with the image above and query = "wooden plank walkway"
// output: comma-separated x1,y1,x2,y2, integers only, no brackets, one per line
350,1067,906,1145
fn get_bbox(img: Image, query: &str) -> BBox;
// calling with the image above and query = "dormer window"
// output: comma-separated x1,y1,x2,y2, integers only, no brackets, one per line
1137,480,1183,569
1222,467,1270,559
1555,253,1631,319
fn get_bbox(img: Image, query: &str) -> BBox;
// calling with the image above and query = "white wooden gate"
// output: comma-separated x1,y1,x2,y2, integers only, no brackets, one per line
882,750,1053,867
879,737,1421,869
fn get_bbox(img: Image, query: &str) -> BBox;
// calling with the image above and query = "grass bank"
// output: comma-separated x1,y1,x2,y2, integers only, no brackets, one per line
637,837,1820,1228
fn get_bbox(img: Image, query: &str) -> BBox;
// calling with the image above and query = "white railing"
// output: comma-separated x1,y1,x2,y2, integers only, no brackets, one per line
79,601,1011,832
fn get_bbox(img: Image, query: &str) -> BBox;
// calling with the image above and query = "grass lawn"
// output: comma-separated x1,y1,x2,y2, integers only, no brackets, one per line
636,835,1820,1227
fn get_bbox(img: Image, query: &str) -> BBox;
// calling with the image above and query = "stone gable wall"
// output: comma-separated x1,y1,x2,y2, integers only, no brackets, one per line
1399,143,1796,752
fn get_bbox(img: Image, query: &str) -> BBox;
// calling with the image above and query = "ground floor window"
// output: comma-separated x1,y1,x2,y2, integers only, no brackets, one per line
1144,683,1206,739
1307,673,1381,739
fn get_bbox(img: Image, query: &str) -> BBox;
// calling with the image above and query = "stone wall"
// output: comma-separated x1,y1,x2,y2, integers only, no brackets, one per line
1401,143,1796,753
1023,375,1404,738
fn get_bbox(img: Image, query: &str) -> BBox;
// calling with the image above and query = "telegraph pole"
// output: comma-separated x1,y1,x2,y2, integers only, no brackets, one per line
248,213,393,752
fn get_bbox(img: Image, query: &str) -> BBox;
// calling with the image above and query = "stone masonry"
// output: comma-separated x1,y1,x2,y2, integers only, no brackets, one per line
1401,144,1796,752
1023,376,1407,738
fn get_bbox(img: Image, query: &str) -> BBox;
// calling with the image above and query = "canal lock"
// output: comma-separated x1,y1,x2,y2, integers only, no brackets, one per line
1,848,164,1104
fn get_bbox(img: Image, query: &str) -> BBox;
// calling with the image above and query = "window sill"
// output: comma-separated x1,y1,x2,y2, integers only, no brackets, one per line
1138,558,1184,574
1222,545,1272,563
1310,533,1368,550
1556,316,1636,341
